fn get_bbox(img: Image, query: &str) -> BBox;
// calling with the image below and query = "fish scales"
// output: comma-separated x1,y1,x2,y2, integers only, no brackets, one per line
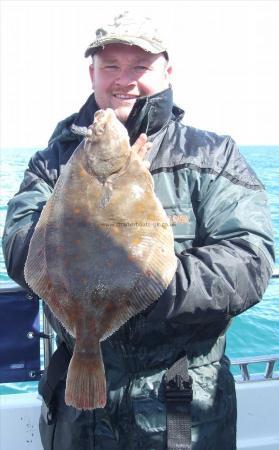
24,108,177,410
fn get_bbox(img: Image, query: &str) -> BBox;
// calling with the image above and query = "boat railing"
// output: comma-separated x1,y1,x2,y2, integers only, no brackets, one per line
231,354,279,383
230,270,279,383
41,313,56,373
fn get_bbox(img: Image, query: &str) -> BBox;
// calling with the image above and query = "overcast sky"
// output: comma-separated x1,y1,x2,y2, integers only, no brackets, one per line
1,0,279,148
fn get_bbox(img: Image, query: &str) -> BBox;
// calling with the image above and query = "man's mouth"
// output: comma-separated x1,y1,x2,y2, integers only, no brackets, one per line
113,94,138,100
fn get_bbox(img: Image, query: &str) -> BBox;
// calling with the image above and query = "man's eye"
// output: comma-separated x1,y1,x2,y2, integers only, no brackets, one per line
104,65,119,70
134,66,149,72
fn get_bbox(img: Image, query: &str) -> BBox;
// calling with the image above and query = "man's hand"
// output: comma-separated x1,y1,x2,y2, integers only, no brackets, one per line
131,134,152,166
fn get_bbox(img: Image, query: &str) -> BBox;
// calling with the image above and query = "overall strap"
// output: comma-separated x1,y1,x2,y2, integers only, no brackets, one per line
164,356,193,450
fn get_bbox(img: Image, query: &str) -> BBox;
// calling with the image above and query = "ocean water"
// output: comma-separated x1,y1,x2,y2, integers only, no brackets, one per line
0,146,278,393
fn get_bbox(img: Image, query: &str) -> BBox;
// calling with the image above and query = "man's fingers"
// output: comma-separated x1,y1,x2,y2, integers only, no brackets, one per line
131,133,152,161
132,133,147,152
137,141,152,160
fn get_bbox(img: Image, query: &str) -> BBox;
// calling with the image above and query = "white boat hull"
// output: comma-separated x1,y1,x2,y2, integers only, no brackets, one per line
1,380,279,450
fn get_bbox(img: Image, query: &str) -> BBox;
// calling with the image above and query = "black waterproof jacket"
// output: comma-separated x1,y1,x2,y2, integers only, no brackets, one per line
2,87,274,450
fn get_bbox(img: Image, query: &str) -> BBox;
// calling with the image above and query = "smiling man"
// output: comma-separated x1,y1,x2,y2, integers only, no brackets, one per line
2,10,274,450
89,43,171,123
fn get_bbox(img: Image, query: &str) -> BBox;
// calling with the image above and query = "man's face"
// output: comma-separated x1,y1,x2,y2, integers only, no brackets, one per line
89,44,172,123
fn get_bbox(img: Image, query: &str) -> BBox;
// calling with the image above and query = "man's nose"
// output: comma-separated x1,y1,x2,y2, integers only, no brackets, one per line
115,68,137,86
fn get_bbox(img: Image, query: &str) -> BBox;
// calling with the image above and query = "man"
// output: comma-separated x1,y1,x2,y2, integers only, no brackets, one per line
2,11,274,450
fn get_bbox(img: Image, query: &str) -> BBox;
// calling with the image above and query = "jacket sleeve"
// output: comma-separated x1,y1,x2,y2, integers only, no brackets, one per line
148,139,275,324
2,150,54,290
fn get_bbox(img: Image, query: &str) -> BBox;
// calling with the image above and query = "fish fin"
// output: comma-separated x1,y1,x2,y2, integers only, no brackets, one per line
24,206,58,311
24,197,57,297
128,230,177,315
65,342,106,410
101,230,177,340
24,201,73,333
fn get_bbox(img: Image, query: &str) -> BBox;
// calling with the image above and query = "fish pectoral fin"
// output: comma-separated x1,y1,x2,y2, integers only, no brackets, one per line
65,341,106,410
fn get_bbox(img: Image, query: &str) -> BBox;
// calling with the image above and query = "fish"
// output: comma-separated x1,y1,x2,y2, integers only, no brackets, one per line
24,108,177,410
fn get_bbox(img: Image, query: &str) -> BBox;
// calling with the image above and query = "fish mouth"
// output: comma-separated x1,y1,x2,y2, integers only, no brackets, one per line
92,110,111,135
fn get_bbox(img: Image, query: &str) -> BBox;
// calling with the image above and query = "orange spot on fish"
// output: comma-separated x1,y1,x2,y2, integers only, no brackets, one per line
105,302,115,313
79,169,87,177
74,208,81,214
131,237,141,245
135,205,145,214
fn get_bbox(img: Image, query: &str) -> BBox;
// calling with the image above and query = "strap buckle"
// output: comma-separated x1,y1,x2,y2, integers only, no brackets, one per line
165,374,193,403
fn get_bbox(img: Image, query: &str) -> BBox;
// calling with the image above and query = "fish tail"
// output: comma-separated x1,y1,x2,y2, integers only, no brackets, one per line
65,342,106,410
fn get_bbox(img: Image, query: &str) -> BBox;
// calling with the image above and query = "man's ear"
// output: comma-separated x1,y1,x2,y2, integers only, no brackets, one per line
89,64,95,89
166,64,173,78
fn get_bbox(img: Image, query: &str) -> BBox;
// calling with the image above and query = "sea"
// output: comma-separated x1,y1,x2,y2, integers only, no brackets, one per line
0,145,278,394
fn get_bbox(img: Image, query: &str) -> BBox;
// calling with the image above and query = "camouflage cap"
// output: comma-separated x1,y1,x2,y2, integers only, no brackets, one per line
84,11,168,58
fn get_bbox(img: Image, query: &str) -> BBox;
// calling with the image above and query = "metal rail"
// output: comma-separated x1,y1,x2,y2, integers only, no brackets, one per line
231,354,279,383
42,313,56,370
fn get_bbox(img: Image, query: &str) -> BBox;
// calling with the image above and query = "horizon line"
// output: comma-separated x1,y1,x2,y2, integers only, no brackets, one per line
1,144,279,151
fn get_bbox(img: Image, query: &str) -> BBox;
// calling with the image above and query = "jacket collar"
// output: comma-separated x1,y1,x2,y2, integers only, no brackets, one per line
73,86,184,145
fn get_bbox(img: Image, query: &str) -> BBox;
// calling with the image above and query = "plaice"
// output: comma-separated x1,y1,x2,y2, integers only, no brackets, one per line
24,108,177,410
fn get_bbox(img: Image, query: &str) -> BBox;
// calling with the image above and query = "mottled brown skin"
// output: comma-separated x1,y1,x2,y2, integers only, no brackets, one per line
24,109,177,410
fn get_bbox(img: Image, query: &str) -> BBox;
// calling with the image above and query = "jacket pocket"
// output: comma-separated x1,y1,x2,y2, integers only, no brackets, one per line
130,369,167,449
132,396,166,450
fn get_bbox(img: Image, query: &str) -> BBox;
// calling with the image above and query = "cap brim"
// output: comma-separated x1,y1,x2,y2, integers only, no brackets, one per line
84,36,166,58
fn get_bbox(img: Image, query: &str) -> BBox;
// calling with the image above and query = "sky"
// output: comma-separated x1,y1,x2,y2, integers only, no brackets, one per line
1,0,279,148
